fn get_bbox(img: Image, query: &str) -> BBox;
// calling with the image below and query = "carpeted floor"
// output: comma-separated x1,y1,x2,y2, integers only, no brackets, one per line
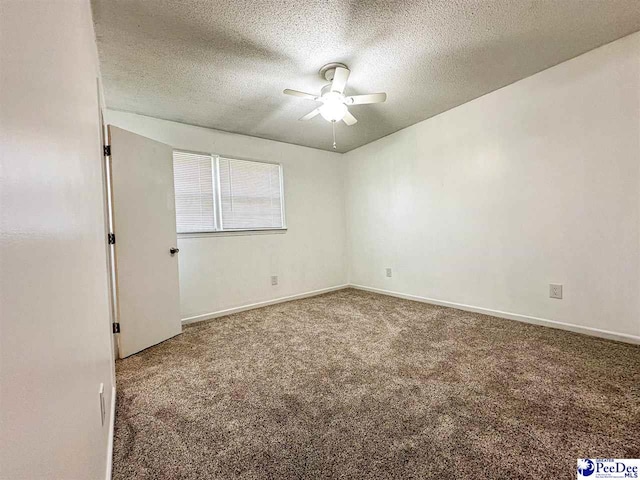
113,289,640,479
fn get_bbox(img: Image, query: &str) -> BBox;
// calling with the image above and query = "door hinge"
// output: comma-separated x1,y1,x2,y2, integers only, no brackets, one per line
108,233,115,245
112,323,120,334
103,145,111,156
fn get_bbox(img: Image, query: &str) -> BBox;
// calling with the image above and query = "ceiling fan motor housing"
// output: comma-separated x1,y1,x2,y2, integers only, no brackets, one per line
321,84,341,97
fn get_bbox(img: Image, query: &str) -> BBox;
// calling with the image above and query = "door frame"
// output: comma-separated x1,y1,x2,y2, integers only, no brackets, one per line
102,123,122,359
96,80,119,368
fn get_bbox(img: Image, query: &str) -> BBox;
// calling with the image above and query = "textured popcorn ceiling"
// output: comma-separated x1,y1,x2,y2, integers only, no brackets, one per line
92,1,640,153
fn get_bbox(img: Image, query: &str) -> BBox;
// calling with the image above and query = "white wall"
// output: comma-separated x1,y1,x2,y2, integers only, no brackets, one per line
345,32,640,341
0,1,115,479
105,111,348,320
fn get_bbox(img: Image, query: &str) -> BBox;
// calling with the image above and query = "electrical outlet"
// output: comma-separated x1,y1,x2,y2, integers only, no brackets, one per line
386,268,392,278
549,284,563,299
271,275,278,286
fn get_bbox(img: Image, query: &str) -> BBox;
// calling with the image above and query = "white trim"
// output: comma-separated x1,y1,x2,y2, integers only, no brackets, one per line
178,228,287,239
211,154,219,231
214,154,223,231
180,283,640,345
105,386,116,480
182,285,350,325
278,163,287,229
349,284,640,345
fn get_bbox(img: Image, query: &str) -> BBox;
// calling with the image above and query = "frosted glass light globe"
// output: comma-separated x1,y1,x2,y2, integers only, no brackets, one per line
319,92,347,122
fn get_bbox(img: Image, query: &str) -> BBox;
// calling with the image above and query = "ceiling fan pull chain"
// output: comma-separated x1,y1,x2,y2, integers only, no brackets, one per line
332,120,337,150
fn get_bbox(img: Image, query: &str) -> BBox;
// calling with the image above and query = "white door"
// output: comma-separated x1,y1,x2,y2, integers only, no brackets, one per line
108,126,181,358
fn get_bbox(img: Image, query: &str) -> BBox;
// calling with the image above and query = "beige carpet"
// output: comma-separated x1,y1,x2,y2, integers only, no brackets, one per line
113,289,640,479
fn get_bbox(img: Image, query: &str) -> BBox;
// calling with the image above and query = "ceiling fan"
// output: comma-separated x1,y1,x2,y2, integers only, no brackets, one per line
283,62,387,148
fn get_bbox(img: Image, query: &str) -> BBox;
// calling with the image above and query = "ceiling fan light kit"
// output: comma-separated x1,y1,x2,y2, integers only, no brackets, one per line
283,62,387,149
319,91,348,122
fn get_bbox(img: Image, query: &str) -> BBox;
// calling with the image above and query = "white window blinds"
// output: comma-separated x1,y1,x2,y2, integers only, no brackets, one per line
218,157,284,230
172,151,215,233
172,151,285,233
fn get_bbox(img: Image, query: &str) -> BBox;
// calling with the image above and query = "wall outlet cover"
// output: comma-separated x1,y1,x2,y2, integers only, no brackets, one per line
386,268,392,278
549,284,563,299
271,275,278,286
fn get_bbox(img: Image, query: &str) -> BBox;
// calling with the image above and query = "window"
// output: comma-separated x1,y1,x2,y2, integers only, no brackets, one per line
218,157,284,230
172,151,285,234
173,151,215,233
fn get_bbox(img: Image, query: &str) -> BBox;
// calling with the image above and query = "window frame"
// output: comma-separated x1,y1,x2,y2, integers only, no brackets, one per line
173,149,287,237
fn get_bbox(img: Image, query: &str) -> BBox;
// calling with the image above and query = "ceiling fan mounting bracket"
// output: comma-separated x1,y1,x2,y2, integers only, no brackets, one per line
319,62,348,82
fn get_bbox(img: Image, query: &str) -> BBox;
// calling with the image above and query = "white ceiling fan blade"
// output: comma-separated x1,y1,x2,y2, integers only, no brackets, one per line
299,108,320,121
283,89,318,101
331,67,350,94
346,93,387,105
342,110,357,126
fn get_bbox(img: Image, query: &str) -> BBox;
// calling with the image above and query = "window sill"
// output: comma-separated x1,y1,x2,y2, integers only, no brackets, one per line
178,228,287,239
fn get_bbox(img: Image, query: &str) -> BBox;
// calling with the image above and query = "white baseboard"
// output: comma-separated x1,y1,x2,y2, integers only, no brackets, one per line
350,284,640,345
105,385,116,480
179,282,639,345
181,284,350,325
